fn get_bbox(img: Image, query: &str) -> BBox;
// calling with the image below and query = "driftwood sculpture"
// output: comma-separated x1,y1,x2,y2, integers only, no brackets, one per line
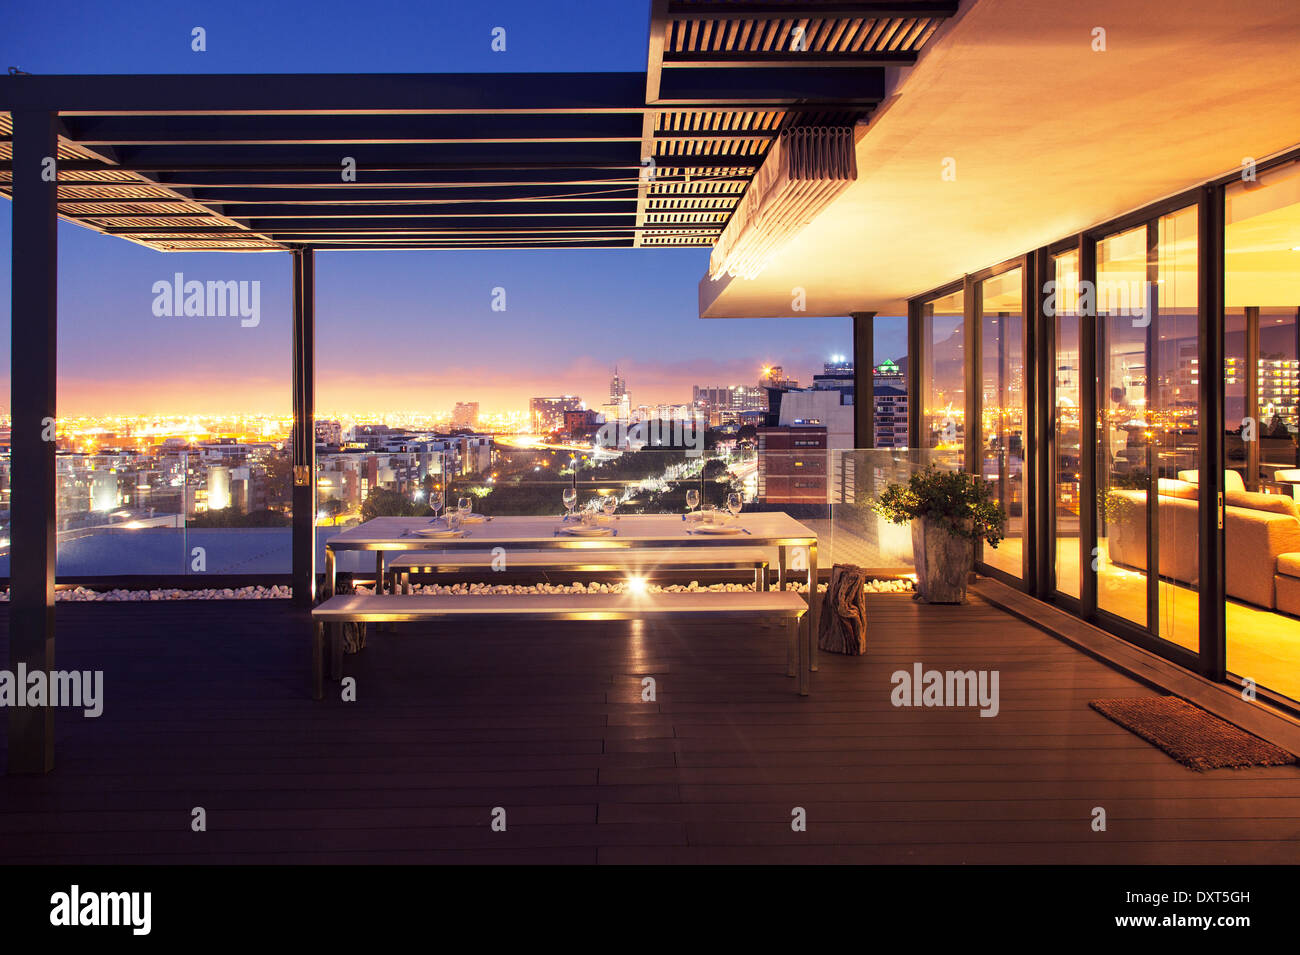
818,563,869,655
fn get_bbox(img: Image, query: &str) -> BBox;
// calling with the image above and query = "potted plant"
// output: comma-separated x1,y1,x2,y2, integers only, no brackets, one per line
870,465,1007,604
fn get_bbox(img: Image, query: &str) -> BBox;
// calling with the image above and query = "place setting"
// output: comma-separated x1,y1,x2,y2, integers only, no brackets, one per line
685,492,749,535
407,497,486,538
556,489,620,536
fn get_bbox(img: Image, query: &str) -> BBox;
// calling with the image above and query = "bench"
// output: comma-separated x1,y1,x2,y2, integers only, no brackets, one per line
310,590,811,699
383,546,772,593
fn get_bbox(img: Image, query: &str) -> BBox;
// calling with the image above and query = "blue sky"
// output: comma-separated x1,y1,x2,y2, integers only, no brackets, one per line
0,0,895,416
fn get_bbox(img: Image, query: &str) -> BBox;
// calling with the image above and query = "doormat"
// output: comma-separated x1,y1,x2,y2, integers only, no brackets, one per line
1089,696,1296,771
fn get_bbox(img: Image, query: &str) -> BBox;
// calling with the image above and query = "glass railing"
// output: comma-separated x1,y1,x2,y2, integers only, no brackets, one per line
0,445,956,580
0,448,294,578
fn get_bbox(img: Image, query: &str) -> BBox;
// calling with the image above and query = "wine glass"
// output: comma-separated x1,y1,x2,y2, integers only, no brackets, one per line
562,486,577,521
686,488,700,515
602,495,618,520
726,492,742,519
430,494,443,524
458,496,471,517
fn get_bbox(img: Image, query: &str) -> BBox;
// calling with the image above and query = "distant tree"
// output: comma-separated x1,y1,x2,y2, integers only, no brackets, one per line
188,508,290,528
360,487,433,522
322,499,347,525
736,424,757,443
261,450,294,511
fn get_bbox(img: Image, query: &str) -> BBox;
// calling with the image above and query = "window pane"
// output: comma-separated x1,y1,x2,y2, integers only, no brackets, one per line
1096,224,1150,628
1153,205,1198,651
1224,159,1300,703
1053,250,1082,598
979,268,1024,578
921,289,965,467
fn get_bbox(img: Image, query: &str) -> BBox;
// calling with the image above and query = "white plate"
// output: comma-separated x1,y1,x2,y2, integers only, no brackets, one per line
690,524,743,535
413,528,469,538
558,525,614,537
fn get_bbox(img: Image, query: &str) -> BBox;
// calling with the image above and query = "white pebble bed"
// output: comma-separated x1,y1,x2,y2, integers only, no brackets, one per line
0,585,294,602
0,578,914,602
355,578,915,597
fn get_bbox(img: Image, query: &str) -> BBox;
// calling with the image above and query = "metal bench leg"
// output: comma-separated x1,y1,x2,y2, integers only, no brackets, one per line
786,617,797,678
808,541,819,672
312,621,325,700
329,623,344,681
756,561,768,592
798,616,810,697
777,546,787,591
401,570,411,595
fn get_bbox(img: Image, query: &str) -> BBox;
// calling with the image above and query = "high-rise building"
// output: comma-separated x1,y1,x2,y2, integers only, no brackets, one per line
314,419,342,446
530,395,583,433
603,366,631,422
760,365,799,391
755,426,828,504
693,384,767,426
452,401,479,430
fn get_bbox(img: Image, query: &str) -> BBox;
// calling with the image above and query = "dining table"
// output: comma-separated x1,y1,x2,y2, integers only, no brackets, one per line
322,512,822,670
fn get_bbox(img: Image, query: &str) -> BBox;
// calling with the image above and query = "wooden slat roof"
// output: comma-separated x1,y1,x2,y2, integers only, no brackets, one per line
0,1,956,252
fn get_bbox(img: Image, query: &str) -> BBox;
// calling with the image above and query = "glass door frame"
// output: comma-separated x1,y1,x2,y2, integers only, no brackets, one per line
1039,236,1087,613
1078,190,1209,672
967,256,1034,588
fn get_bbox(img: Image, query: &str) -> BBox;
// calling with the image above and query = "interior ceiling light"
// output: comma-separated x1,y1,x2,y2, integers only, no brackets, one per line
708,126,858,281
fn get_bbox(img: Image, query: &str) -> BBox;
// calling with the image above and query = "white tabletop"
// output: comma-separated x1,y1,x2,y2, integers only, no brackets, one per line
325,513,818,550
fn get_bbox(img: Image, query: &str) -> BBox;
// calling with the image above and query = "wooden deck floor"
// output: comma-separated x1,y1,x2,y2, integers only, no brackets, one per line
2,595,1299,864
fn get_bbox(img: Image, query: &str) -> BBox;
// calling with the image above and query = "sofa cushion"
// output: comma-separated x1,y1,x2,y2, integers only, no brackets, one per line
1158,478,1199,499
1178,469,1245,492
1278,553,1300,578
1226,489,1300,518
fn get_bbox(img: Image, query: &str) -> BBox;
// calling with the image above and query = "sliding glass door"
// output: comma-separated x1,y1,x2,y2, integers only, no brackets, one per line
976,267,1026,579
1223,159,1300,703
1092,206,1200,656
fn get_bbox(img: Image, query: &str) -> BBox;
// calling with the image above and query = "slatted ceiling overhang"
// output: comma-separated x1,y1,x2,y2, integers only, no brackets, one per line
0,2,956,253
638,0,955,246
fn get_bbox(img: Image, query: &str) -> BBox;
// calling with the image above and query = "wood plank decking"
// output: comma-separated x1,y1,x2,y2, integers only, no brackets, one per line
2,595,1299,864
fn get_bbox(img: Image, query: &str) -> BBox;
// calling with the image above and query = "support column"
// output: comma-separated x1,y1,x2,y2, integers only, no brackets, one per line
851,311,875,450
1197,185,1226,680
291,249,316,607
907,299,922,452
8,111,59,775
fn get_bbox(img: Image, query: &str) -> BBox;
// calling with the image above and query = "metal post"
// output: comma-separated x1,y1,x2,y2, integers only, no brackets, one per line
852,311,876,450
1145,220,1160,633
1198,185,1226,680
8,110,59,775
907,298,923,452
1080,235,1099,618
1245,306,1259,488
291,248,316,607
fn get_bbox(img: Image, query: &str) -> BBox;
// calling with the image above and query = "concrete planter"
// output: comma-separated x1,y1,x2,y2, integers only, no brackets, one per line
911,517,974,604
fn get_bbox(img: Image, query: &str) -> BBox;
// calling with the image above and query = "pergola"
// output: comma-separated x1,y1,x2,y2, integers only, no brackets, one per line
1,0,958,772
